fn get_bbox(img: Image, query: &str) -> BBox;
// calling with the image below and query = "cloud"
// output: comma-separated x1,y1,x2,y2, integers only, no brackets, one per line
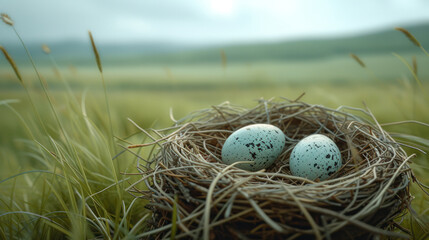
1,0,429,45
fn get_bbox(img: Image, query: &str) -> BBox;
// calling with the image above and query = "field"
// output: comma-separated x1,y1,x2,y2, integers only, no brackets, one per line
1,23,429,239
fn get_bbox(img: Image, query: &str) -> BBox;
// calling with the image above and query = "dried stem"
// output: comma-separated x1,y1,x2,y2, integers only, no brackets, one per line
128,99,415,239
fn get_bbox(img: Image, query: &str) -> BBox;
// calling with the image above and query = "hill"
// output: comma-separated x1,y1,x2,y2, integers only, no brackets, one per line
134,23,429,64
2,23,429,67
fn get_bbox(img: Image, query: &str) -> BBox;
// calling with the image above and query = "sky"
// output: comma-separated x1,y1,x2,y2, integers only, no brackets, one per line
1,0,429,45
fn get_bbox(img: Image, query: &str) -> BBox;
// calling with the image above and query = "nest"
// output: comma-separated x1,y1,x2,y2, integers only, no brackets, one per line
128,98,413,240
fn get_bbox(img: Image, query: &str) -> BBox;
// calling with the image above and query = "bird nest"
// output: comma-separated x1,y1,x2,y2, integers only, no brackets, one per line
127,98,414,240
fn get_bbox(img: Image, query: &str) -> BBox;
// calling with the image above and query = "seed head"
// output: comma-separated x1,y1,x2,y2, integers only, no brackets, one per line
42,44,51,54
1,13,14,26
0,45,22,83
395,27,421,47
88,31,103,73
349,53,366,68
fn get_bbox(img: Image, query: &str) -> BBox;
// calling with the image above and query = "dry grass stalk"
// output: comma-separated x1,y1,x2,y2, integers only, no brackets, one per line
88,31,103,73
349,53,365,68
1,13,13,26
395,27,421,47
128,98,414,239
0,45,22,83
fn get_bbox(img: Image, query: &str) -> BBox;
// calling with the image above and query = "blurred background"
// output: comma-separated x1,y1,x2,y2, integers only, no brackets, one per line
1,1,429,95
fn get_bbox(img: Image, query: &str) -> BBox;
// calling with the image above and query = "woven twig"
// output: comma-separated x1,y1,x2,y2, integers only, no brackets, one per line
128,98,413,240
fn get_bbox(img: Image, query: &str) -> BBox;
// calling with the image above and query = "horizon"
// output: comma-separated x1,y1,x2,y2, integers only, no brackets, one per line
2,21,428,49
1,21,428,68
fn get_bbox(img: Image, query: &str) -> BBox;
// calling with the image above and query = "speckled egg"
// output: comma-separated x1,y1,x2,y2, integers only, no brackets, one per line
289,134,342,181
221,124,286,171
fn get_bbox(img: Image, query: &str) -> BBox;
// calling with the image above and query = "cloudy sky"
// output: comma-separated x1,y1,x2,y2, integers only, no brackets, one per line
1,0,429,45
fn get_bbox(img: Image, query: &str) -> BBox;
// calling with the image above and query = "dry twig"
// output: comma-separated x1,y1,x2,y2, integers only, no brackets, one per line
128,99,414,239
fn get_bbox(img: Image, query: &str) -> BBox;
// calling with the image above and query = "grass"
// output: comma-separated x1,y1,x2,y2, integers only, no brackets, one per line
0,15,428,239
0,86,151,238
1,82,428,239
2,52,429,93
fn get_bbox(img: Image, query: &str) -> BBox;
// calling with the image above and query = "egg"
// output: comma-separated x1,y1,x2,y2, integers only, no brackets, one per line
221,124,286,171
289,134,342,181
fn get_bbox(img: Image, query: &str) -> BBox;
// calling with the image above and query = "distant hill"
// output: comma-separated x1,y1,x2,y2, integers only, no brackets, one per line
133,23,429,65
3,23,429,66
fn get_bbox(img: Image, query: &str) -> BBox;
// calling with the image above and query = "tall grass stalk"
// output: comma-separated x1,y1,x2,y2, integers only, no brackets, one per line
0,45,55,168
393,53,424,90
0,46,48,135
1,16,97,236
395,27,429,57
42,44,79,107
88,32,115,152
392,31,427,133
0,45,22,82
1,14,148,239
1,92,148,238
1,14,73,151
391,29,429,238
88,30,123,233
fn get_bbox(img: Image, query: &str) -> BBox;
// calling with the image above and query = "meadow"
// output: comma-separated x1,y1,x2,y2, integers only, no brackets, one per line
1,20,429,239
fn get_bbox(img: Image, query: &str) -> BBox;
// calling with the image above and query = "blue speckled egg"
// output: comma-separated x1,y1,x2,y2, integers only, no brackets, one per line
221,124,286,171
289,134,342,181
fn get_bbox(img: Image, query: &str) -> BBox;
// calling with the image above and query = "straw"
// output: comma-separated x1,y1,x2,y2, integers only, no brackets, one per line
129,98,413,239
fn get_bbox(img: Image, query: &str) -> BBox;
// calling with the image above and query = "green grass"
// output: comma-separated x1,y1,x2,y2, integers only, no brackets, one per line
0,89,150,239
2,52,429,91
1,79,428,239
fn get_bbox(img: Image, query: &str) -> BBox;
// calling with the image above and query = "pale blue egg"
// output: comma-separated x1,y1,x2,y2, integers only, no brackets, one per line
290,134,342,181
221,124,286,171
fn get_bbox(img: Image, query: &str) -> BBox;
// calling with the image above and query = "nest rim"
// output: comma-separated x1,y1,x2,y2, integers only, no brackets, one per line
128,98,413,240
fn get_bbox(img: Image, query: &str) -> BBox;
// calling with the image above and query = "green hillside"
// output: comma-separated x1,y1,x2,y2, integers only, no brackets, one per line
108,23,429,65
2,23,428,67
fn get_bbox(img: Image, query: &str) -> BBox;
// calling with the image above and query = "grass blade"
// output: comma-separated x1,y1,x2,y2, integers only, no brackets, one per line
171,195,178,240
393,53,424,90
